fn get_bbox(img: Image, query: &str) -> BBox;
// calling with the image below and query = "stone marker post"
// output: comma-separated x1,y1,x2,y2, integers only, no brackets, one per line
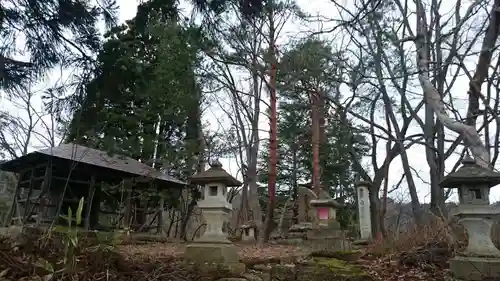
355,181,372,241
184,161,245,274
440,157,500,281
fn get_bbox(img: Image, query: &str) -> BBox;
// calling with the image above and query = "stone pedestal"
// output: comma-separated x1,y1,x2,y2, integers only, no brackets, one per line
197,207,231,243
450,256,500,281
449,205,500,280
453,205,500,255
185,243,243,266
460,217,500,256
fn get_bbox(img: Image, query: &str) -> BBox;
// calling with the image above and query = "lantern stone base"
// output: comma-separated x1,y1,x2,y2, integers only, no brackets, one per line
450,256,500,281
184,243,245,274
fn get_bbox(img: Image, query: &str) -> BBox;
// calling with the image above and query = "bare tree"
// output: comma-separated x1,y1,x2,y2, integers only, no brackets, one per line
309,0,500,238
0,88,63,159
202,9,268,231
201,1,303,239
414,0,500,170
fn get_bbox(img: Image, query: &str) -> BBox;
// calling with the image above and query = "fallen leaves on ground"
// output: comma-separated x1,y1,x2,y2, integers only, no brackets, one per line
236,244,310,264
353,254,449,281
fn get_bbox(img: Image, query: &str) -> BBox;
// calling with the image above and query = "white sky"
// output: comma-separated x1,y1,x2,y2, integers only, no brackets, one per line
2,0,499,203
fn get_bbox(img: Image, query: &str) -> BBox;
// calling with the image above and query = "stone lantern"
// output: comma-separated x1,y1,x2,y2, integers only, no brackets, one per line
188,160,241,242
440,156,500,281
184,160,244,271
240,221,257,242
309,198,341,228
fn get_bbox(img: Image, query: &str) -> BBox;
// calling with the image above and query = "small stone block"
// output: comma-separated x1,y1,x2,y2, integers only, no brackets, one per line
352,239,370,246
450,256,500,281
185,261,246,277
185,243,240,264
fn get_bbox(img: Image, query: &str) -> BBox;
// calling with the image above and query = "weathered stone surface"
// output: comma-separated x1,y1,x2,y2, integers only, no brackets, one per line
185,243,239,263
186,261,246,277
289,222,314,232
450,256,500,281
248,270,270,281
247,258,372,281
241,272,264,281
184,243,245,275
355,182,372,240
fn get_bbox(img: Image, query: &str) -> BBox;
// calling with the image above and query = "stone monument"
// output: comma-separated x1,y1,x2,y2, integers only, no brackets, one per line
308,196,351,252
440,156,500,281
184,161,245,273
355,181,372,241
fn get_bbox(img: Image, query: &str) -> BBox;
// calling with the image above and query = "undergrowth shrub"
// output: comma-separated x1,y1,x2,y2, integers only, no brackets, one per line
0,197,213,281
368,217,468,257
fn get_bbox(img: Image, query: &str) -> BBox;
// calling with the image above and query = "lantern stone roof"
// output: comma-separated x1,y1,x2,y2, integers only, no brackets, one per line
310,198,342,209
439,156,500,189
354,181,372,188
240,220,257,229
188,160,242,187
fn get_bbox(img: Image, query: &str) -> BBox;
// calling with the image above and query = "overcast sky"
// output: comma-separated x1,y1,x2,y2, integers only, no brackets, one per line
2,0,498,203
114,0,498,203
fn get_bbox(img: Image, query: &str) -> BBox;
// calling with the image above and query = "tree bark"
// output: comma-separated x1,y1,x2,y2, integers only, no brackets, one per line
261,2,278,242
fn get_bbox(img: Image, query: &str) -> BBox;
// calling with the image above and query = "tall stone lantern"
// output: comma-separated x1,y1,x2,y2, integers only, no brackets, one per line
440,156,500,281
184,160,244,271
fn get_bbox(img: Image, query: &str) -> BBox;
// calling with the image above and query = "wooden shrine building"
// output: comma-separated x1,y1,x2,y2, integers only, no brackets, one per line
0,143,186,232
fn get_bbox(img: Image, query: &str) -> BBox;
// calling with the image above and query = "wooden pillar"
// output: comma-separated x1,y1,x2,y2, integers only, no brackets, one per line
157,195,164,234
32,162,52,225
123,180,132,230
4,170,26,226
84,175,96,230
22,168,36,223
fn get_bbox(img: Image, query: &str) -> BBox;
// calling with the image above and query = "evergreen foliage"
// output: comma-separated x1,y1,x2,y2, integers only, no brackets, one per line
0,0,118,94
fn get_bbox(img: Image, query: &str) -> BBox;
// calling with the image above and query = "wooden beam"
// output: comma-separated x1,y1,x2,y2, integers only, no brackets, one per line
137,210,159,232
84,175,96,230
19,176,89,186
19,197,81,203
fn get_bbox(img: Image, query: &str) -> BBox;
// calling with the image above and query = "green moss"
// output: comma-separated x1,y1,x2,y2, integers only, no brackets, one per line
314,258,365,274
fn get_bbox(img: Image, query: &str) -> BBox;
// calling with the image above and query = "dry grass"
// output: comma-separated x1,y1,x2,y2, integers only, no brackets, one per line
368,218,500,258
